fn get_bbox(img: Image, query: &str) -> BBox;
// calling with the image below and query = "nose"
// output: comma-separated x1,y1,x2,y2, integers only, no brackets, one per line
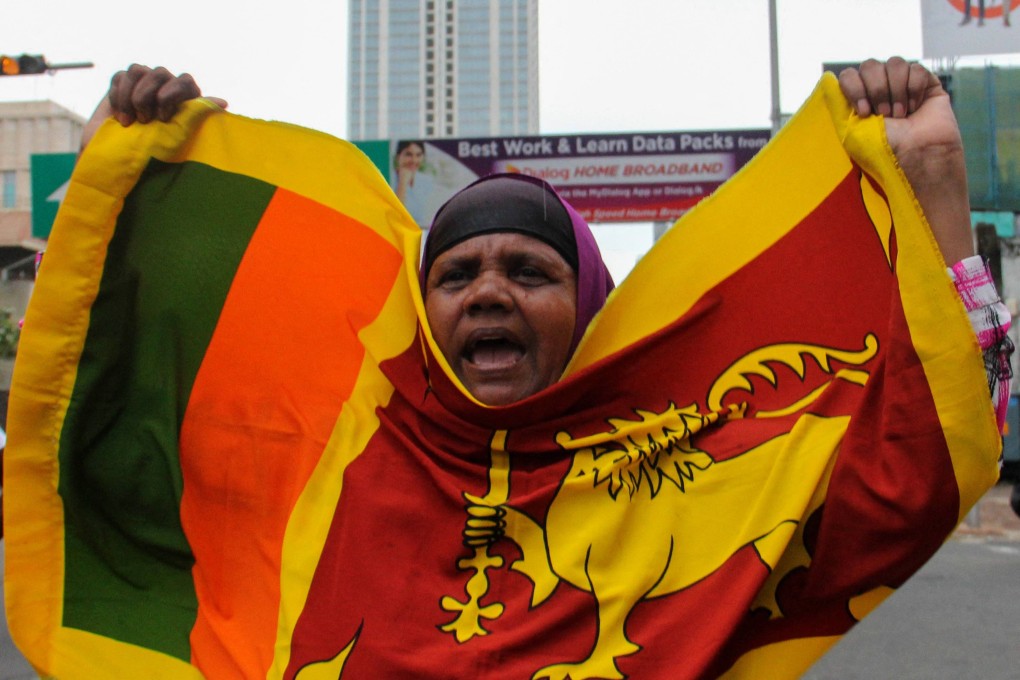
463,271,514,314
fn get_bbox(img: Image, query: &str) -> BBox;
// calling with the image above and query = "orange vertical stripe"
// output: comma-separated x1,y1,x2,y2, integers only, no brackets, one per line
178,188,404,678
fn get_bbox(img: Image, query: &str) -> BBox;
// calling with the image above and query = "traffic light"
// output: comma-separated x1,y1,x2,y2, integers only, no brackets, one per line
0,54,48,76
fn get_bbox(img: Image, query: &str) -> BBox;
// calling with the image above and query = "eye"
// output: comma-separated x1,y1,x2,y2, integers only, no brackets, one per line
513,265,550,284
438,268,472,288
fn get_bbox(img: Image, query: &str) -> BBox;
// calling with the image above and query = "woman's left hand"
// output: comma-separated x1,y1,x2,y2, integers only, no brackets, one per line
838,57,974,264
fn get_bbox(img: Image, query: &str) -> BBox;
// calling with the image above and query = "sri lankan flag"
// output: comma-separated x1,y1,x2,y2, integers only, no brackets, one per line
5,74,1000,679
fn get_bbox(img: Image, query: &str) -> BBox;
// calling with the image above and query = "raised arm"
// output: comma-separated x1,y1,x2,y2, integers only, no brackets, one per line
80,64,227,151
840,57,1011,428
838,58,975,265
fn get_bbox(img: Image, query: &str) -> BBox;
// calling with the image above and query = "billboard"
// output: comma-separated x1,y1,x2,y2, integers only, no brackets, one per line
922,0,1020,58
377,129,770,227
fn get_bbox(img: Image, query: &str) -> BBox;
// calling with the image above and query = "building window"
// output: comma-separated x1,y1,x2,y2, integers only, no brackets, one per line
1,171,15,209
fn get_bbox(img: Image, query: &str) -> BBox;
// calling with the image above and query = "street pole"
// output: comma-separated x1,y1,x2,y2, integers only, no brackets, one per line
768,0,781,135
45,62,94,72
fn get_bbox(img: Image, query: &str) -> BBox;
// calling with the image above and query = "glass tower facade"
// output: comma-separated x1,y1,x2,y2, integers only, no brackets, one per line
348,0,539,140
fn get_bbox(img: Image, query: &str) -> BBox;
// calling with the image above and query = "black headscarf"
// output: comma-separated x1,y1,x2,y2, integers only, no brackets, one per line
423,174,578,275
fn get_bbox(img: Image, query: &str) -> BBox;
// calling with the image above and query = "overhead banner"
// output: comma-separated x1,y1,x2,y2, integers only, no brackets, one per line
922,0,1020,58
381,129,770,226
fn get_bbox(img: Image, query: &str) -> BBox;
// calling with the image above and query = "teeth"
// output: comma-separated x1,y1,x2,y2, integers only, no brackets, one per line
469,339,523,367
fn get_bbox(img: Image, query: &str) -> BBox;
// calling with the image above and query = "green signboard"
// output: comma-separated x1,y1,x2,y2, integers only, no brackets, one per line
352,140,391,180
30,152,77,239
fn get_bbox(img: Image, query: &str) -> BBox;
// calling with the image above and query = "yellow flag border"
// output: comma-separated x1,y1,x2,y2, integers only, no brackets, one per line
6,101,426,677
6,75,1000,677
5,101,224,677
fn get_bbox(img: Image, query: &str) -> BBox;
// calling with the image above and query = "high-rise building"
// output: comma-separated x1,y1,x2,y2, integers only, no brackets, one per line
348,0,539,141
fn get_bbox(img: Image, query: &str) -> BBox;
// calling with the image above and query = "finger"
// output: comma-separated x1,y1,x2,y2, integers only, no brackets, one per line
884,56,912,119
108,64,151,126
206,97,229,111
129,66,175,124
154,72,201,122
857,58,893,118
906,62,937,114
838,66,870,117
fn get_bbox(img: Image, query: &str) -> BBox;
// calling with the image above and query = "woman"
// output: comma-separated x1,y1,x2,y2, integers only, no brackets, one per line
40,58,1008,678
392,140,434,226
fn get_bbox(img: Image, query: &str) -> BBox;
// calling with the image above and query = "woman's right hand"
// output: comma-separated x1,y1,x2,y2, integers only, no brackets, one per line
81,64,228,150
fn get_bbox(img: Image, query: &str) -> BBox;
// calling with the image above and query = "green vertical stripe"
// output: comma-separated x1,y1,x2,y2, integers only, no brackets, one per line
58,159,276,660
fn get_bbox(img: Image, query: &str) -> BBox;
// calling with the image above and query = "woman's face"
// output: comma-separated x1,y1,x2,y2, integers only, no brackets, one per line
396,144,425,171
424,232,577,406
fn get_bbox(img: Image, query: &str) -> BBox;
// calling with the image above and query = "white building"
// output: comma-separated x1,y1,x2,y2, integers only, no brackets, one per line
347,0,540,140
0,100,84,386
0,100,84,250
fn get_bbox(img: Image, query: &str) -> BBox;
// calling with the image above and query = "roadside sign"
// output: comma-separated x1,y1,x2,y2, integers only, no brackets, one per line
30,152,77,239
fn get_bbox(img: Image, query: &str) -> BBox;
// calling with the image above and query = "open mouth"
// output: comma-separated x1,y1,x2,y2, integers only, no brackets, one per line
464,337,525,369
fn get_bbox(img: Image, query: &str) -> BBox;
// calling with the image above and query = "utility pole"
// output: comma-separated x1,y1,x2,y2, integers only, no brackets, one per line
768,0,782,135
46,61,95,72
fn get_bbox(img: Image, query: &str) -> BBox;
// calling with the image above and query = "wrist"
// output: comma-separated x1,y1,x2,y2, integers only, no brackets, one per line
898,146,974,263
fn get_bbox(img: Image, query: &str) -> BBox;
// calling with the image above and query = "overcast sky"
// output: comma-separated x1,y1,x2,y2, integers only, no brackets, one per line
2,0,1017,277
